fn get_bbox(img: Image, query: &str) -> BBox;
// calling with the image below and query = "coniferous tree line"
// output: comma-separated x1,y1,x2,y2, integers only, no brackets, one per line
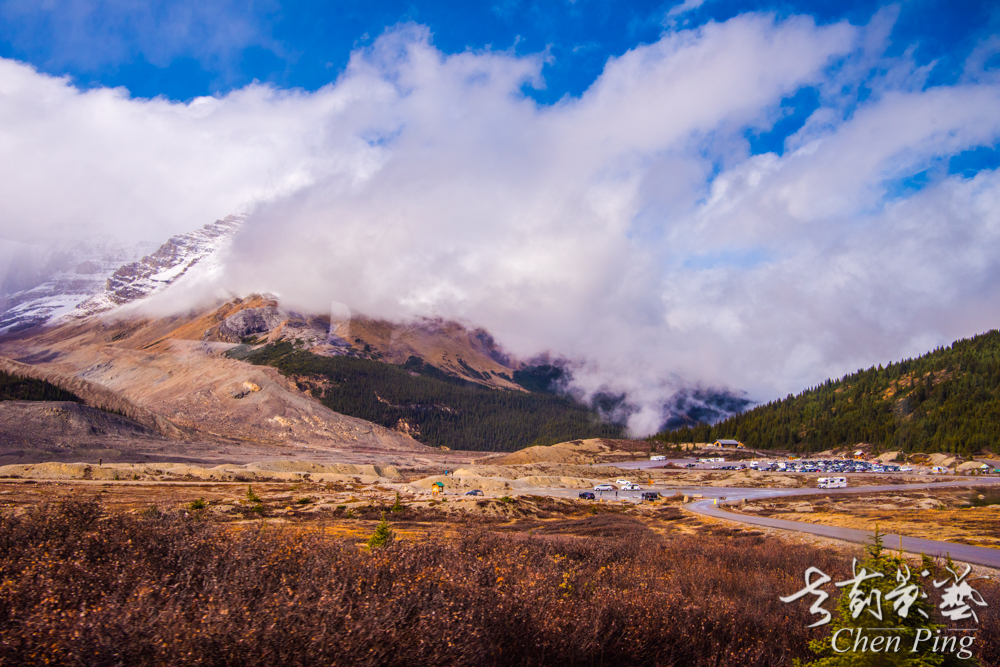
0,370,80,403
653,329,1000,456
233,342,624,451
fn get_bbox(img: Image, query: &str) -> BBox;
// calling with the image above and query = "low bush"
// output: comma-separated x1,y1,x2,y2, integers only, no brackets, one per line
0,501,996,666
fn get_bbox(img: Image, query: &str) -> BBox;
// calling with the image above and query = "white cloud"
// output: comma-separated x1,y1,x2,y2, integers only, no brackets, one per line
664,0,711,29
4,12,1000,435
0,57,354,245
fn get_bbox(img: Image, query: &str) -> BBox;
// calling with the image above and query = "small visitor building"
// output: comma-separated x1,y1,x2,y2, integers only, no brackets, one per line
712,439,745,448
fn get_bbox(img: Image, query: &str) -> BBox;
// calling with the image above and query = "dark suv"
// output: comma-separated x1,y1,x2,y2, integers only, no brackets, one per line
578,491,596,500
641,492,660,502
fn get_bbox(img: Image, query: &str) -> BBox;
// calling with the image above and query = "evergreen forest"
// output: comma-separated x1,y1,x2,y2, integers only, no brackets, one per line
653,329,1000,456
0,370,81,403
230,342,624,451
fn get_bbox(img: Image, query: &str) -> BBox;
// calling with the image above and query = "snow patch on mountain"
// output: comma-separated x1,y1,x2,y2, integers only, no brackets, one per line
0,215,243,333
0,238,151,333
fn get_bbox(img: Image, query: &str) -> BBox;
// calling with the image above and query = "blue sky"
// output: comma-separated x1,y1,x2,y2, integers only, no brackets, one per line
0,0,995,166
1,1,1000,431
1,1,996,104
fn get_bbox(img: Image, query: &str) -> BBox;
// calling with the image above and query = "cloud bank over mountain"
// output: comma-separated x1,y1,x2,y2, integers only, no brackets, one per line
2,10,1000,433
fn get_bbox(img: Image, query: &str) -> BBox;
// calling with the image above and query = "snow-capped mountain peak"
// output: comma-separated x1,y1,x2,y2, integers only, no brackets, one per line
0,215,243,333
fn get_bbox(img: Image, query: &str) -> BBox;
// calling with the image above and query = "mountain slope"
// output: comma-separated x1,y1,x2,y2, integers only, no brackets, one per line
0,401,165,465
230,342,626,452
0,215,751,451
0,368,82,403
0,307,427,454
654,329,1000,456
0,357,182,437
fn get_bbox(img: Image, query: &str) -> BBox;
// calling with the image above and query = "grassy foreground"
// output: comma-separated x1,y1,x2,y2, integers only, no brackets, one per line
0,501,998,666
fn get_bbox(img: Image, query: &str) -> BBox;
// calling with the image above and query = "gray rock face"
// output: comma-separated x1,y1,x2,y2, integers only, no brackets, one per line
217,307,285,342
103,216,241,305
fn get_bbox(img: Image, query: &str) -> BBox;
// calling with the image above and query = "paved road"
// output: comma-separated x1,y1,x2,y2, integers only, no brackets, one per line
529,479,999,504
683,479,1000,568
521,479,1000,567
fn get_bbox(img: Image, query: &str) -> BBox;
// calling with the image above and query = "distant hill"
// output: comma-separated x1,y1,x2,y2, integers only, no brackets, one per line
231,342,626,452
653,329,1000,456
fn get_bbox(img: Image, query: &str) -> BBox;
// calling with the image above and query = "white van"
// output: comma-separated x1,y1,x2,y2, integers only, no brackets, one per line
818,477,847,489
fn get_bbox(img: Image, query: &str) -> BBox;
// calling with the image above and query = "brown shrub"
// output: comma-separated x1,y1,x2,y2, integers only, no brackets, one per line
1,501,996,666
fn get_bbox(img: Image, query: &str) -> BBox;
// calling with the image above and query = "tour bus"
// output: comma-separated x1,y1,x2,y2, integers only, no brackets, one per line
817,477,847,489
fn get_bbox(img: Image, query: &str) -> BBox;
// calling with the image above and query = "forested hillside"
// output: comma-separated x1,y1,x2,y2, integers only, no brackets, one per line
0,370,81,403
230,343,624,451
654,329,1000,456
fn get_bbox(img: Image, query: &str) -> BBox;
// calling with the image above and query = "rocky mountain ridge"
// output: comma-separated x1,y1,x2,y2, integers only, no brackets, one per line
0,215,752,445
101,216,241,307
0,215,242,333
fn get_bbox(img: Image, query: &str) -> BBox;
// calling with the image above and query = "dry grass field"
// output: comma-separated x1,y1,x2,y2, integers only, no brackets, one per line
735,486,1000,548
1,481,999,666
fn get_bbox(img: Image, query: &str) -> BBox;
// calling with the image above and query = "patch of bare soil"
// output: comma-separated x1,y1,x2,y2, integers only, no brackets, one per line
734,487,1000,548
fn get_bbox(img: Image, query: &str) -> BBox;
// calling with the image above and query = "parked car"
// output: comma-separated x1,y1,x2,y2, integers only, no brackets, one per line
685,463,697,468
578,491,596,500
641,492,660,502
622,483,642,491
594,484,614,491
817,477,847,489
465,489,484,496
615,479,631,486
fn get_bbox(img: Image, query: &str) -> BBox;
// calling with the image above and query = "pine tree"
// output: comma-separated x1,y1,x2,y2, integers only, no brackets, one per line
797,530,975,666
367,512,395,549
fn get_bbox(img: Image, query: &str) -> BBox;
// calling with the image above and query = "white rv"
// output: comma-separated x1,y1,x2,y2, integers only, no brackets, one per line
817,477,847,489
